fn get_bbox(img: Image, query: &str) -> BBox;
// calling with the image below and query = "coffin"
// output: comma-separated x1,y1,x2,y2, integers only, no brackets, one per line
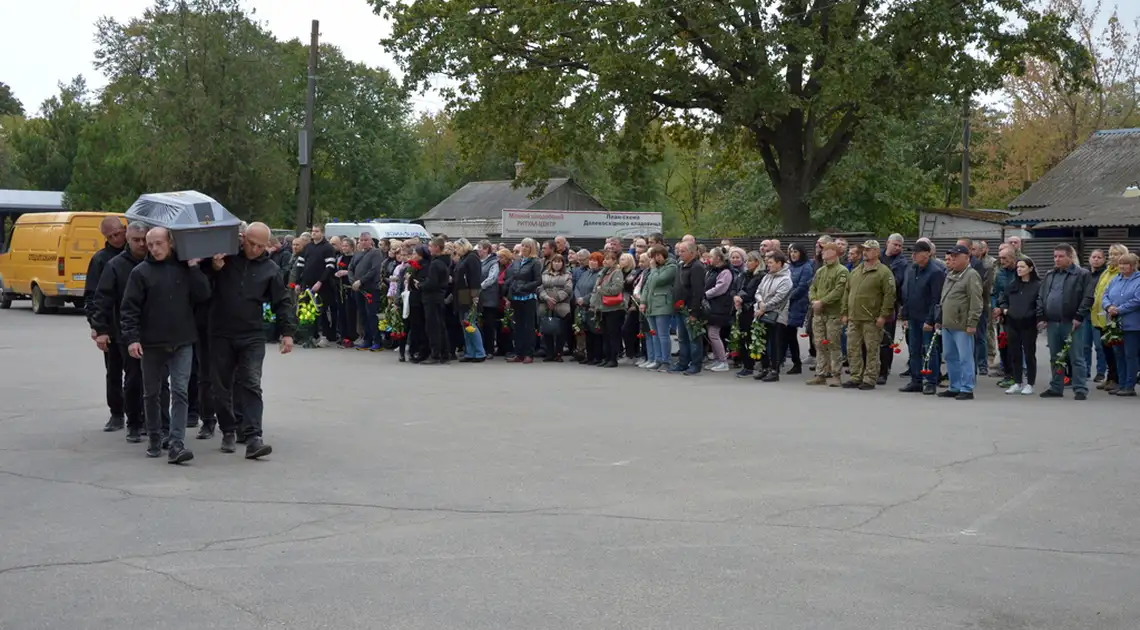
125,191,241,261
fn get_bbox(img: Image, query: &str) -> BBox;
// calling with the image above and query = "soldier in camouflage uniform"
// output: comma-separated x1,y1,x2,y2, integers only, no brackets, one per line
806,241,848,386
841,240,897,390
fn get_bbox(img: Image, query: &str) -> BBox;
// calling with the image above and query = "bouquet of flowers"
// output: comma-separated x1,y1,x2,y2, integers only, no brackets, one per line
675,299,706,339
727,311,744,359
1052,333,1073,377
997,330,1008,350
573,307,587,337
920,329,940,376
501,301,515,333
637,314,649,341
262,303,276,323
378,299,406,341
1102,317,1124,347
296,290,322,348
463,304,479,335
748,316,767,360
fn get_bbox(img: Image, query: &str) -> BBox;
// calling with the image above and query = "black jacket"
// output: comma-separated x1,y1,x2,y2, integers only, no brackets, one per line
84,242,123,327
505,257,542,299
736,268,764,303
296,239,336,289
675,258,707,315
120,256,211,347
270,249,292,286
207,252,297,339
420,256,451,302
999,277,1041,326
1036,264,1095,323
900,261,947,325
454,251,482,291
91,249,145,341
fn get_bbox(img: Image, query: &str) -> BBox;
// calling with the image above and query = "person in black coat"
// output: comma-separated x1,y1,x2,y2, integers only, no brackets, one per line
417,237,452,364
294,225,337,345
998,256,1042,394
84,216,127,432
504,238,544,362
119,227,211,463
732,251,765,377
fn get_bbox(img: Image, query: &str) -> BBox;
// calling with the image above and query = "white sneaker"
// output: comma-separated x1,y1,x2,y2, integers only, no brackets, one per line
710,361,730,372
644,361,659,370
1020,384,1034,395
1005,383,1022,395
636,360,648,368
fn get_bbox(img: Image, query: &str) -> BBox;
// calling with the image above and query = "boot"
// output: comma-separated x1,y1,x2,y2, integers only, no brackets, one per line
827,377,843,387
167,440,194,465
103,415,125,432
146,434,162,458
125,426,143,443
220,433,237,453
245,436,272,460
805,375,827,385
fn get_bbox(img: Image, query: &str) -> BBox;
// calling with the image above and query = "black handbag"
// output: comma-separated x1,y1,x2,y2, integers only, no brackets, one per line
540,315,563,337
758,311,779,325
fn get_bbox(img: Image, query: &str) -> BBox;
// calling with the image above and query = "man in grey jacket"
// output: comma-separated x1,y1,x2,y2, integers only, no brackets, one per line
349,234,385,350
1037,243,1095,400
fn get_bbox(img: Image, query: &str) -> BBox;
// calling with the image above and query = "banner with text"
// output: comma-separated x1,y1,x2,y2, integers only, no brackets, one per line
501,209,663,238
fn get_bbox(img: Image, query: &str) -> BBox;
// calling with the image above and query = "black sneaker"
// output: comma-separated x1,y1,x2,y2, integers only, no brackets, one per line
103,415,124,432
146,434,162,458
735,369,754,378
236,433,248,444
196,424,215,440
161,433,171,450
752,369,770,381
1074,391,1087,401
245,437,272,460
125,427,143,443
761,372,780,382
858,382,876,390
876,375,887,386
841,380,861,389
186,415,199,428
1040,390,1064,398
923,384,937,395
786,365,802,375
936,390,960,398
955,392,975,400
220,433,237,453
899,382,924,393
168,441,194,465
900,369,912,378
1093,373,1105,383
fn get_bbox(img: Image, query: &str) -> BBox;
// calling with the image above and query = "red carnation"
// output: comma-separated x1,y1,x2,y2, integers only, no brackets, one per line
288,283,297,290
409,260,422,271
920,369,932,376
338,261,347,268
820,339,830,345
893,348,901,354
649,330,657,336
1056,368,1065,375
674,300,685,308
636,333,645,339
462,320,470,327
800,333,809,338
501,326,510,333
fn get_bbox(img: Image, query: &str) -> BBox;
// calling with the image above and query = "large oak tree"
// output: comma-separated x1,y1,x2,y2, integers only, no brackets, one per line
372,0,1088,231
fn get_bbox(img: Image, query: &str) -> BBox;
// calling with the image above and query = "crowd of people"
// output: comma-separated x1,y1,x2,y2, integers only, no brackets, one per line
78,220,1139,466
273,227,1139,401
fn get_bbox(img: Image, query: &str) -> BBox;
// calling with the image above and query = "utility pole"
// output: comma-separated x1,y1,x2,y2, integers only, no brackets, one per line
960,93,971,210
295,19,319,235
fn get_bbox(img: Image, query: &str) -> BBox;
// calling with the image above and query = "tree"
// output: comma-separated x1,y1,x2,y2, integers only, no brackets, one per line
0,82,23,117
7,77,93,191
373,0,1087,232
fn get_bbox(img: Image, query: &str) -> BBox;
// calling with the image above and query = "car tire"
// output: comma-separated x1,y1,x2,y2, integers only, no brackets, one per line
0,292,11,309
30,285,56,315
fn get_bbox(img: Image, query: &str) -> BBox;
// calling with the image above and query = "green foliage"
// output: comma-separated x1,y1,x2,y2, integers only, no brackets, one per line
7,77,93,192
373,0,1088,231
0,82,23,117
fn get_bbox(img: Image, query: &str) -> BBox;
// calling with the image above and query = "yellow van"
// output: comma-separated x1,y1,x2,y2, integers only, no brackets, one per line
0,212,125,313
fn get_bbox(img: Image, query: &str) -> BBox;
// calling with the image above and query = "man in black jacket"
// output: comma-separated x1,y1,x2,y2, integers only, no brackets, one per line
84,216,127,432
294,224,337,346
669,241,707,375
208,223,295,458
418,237,452,364
92,222,171,442
349,234,384,350
898,240,946,395
120,227,212,463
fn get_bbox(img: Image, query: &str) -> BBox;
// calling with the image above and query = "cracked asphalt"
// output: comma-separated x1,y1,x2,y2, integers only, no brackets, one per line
2,304,1140,629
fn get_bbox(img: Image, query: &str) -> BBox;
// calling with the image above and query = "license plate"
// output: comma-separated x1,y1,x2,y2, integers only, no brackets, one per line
73,274,86,282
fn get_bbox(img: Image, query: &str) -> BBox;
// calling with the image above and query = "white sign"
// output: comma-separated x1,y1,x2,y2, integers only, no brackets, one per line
501,209,663,238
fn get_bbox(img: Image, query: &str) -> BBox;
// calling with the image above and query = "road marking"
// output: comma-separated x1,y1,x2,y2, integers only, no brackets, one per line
958,475,1054,537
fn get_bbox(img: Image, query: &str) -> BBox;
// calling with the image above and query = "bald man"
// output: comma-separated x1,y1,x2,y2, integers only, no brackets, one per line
206,222,295,459
85,215,128,432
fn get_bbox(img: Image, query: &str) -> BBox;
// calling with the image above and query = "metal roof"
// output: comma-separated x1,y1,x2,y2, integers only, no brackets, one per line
919,207,1017,223
420,178,580,220
1013,195,1140,229
1008,128,1140,209
0,189,65,211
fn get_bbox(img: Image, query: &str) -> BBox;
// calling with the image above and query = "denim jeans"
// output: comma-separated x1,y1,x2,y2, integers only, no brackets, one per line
673,318,704,372
1116,330,1140,391
1046,321,1089,395
973,311,989,371
359,291,380,345
649,315,672,364
211,336,267,438
142,344,193,443
1087,321,1108,376
942,328,975,393
906,321,940,385
463,323,486,359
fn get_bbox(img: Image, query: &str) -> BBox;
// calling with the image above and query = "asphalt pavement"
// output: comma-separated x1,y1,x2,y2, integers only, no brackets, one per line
2,304,1138,629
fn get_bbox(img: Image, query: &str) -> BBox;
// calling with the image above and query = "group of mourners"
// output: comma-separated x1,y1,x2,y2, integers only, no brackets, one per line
283,226,1140,402
84,217,295,465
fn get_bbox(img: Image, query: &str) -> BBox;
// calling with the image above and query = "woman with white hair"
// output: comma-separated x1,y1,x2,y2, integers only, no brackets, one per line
504,238,543,363
453,238,486,362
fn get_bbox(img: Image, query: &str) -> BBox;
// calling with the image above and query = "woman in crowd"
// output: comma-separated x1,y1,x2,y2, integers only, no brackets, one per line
1088,248,1110,382
505,238,543,363
998,256,1041,395
419,238,452,365
453,238,486,362
632,253,654,367
1102,252,1140,397
1092,244,1128,392
334,237,357,347
641,245,676,371
388,245,411,361
620,252,645,364
593,250,628,368
733,251,765,378
477,241,501,359
495,248,514,357
538,254,573,362
406,245,430,362
575,252,603,364
703,247,735,372
753,251,793,382
729,248,746,276
784,243,813,374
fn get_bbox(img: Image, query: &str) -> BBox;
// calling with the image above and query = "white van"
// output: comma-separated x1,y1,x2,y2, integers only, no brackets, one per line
323,221,431,243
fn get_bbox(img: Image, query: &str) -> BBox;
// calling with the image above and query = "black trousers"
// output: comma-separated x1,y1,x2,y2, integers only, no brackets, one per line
317,288,336,341
621,310,643,359
805,315,816,358
879,320,897,376
408,301,428,359
543,314,569,358
211,335,267,438
481,306,501,356
338,287,358,343
423,300,449,359
786,325,802,367
738,310,756,370
103,345,125,419
188,336,215,423
445,302,463,353
584,330,603,362
512,299,538,358
119,343,144,430
601,310,624,363
762,322,787,372
1007,321,1038,386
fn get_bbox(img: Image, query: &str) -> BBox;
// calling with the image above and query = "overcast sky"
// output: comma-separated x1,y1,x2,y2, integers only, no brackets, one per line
2,0,1137,118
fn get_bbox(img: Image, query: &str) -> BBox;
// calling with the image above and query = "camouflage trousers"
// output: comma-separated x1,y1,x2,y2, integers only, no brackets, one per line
847,320,882,385
812,314,843,378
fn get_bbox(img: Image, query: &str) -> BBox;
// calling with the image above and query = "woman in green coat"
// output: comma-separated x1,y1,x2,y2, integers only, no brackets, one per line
640,244,678,371
592,250,628,367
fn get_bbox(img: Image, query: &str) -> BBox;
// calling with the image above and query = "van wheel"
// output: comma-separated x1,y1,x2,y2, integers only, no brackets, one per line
0,292,11,309
30,285,56,314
